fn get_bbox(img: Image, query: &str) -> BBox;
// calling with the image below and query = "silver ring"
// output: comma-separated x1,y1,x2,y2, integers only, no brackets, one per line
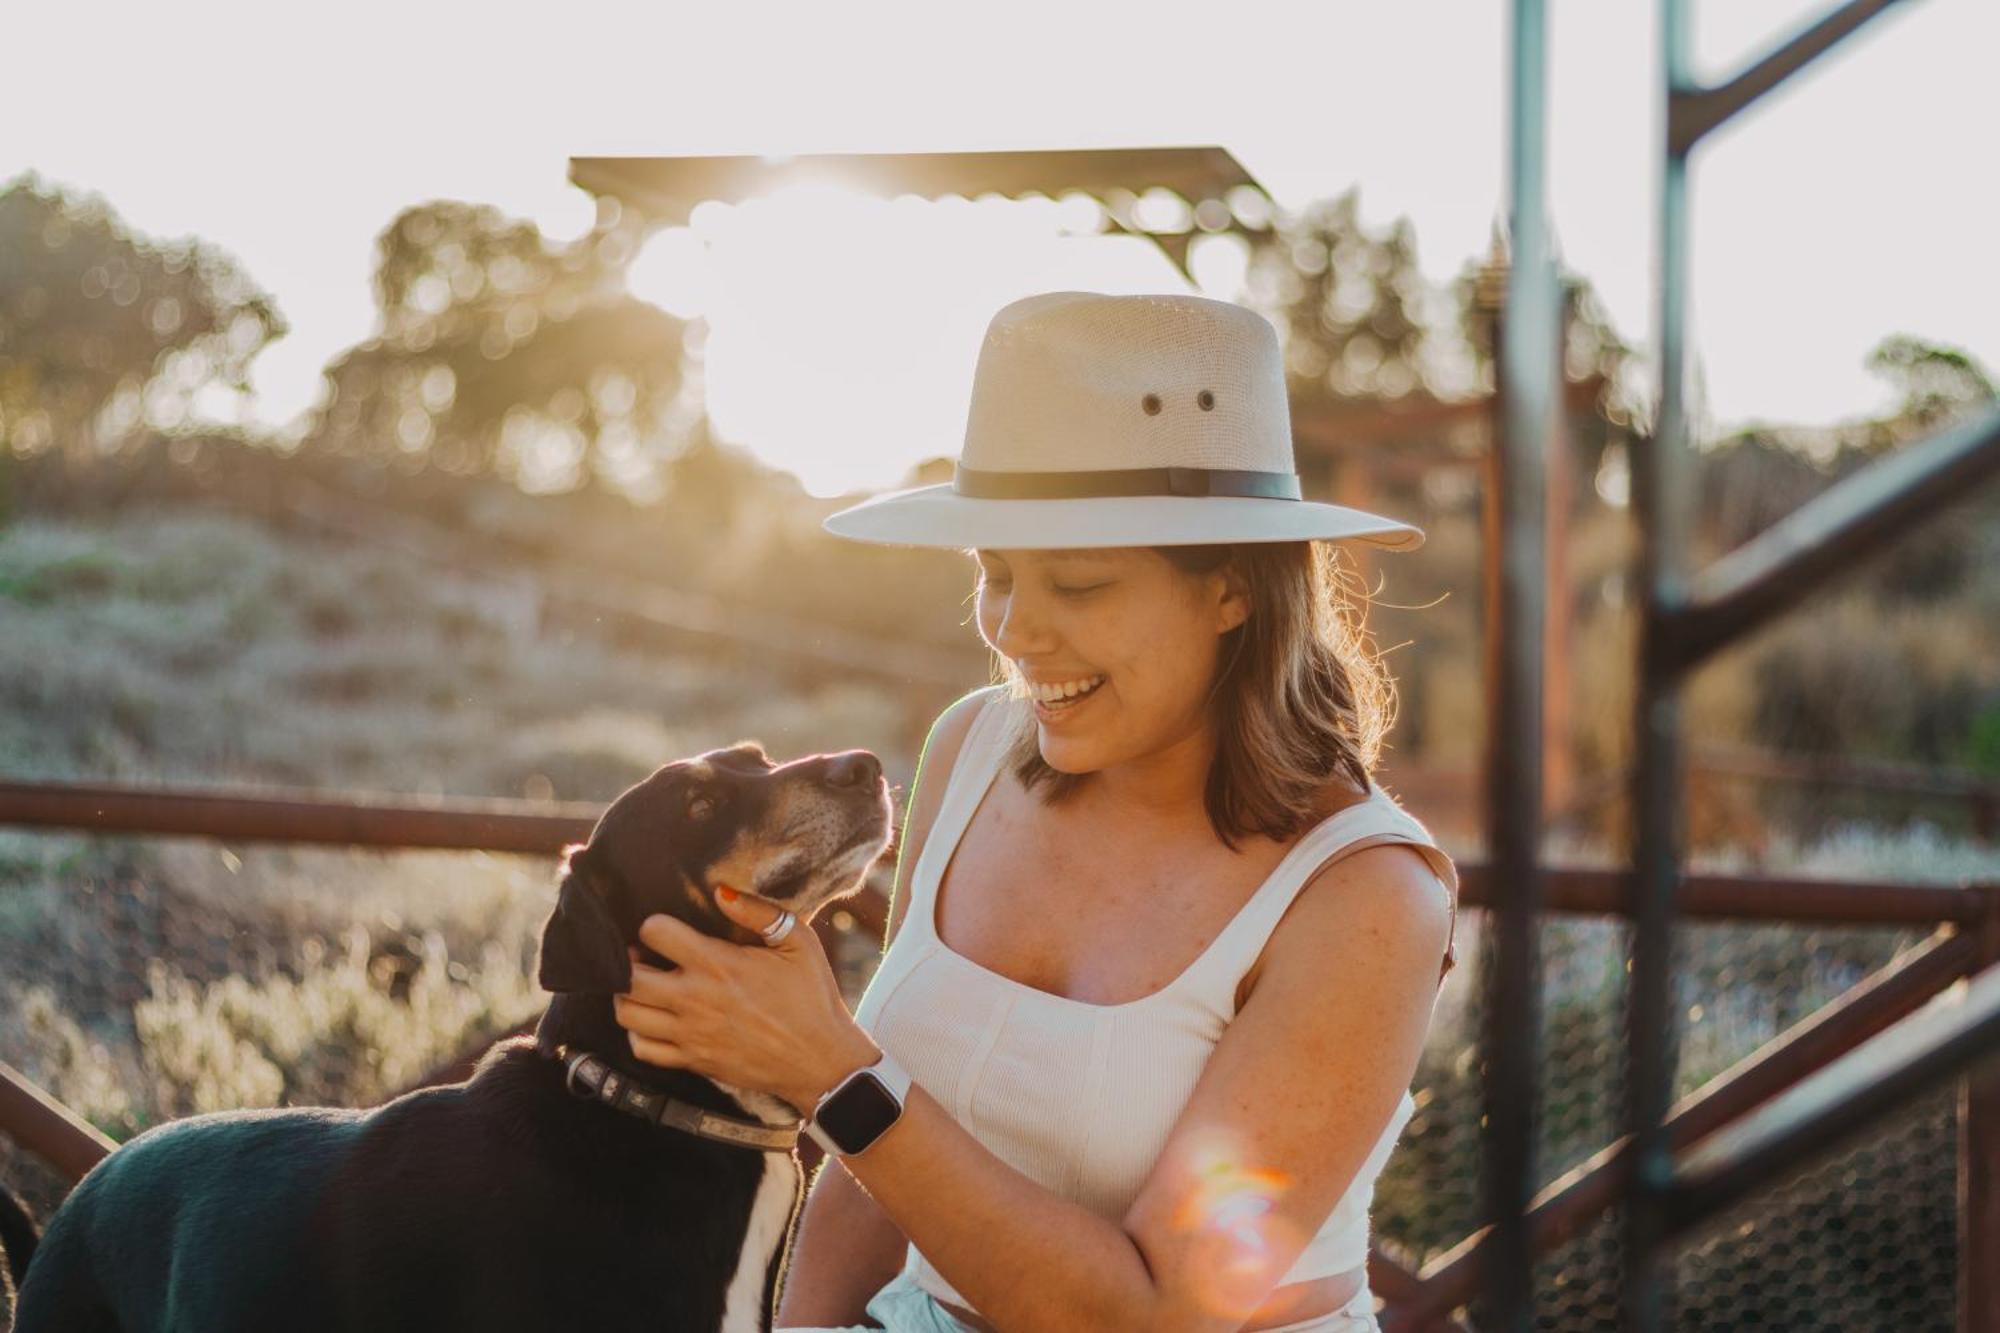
758,908,798,946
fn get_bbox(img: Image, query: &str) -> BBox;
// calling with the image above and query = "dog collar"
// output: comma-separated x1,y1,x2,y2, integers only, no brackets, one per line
555,1048,801,1153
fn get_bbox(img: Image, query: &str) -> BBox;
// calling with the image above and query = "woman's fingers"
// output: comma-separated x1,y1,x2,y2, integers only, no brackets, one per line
638,911,724,967
628,1032,686,1069
712,883,800,947
611,992,680,1041
621,955,692,1008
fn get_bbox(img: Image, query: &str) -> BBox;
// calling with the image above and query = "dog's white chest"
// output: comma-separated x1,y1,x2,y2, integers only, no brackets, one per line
719,1149,800,1333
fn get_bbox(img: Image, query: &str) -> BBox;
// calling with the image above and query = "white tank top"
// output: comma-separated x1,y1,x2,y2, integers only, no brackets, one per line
853,687,1460,1312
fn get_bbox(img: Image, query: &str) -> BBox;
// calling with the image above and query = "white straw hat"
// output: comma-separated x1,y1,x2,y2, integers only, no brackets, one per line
822,290,1424,551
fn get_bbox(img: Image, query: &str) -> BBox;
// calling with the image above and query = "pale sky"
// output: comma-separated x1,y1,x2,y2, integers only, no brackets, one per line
6,0,1994,496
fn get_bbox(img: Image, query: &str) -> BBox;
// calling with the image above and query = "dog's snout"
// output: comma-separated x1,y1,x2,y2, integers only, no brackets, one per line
825,750,881,789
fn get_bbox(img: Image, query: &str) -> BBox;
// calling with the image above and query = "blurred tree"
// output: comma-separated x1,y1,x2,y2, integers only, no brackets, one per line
1448,226,1635,410
1701,334,1999,815
304,199,690,495
1847,335,1998,609
1243,187,1440,406
1694,337,1996,563
1239,189,1636,498
0,172,285,506
1863,333,1997,433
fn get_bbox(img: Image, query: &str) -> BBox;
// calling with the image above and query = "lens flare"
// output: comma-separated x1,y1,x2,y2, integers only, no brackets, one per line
1169,1133,1304,1320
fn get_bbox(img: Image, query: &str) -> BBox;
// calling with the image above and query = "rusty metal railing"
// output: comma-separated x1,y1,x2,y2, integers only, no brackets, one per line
4,775,1995,1330
1608,5,2000,1320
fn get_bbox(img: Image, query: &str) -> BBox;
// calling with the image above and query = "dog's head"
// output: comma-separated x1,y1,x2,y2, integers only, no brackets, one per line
536,742,894,994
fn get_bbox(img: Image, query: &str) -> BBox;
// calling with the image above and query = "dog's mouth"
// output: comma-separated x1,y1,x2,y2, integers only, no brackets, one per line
727,817,888,916
753,862,816,906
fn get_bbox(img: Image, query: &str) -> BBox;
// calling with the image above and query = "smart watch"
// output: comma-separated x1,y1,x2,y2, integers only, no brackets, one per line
806,1052,912,1157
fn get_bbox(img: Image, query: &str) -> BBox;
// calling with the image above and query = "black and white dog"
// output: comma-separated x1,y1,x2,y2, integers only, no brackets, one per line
8,742,893,1332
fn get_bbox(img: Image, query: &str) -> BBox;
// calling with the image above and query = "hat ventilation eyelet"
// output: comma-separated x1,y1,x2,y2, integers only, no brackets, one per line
1141,393,1161,415
1196,389,1215,411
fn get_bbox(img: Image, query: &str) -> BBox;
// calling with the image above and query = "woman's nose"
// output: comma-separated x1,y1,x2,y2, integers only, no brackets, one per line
989,590,1054,659
825,750,882,789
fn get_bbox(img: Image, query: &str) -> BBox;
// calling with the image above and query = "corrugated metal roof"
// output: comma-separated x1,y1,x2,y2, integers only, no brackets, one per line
569,146,1274,280
571,146,1264,217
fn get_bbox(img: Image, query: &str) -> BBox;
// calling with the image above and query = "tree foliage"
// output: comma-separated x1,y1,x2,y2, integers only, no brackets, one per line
1240,188,1634,411
304,200,690,495
0,172,285,460
1242,188,1449,406
1235,187,1637,494
1863,333,1997,433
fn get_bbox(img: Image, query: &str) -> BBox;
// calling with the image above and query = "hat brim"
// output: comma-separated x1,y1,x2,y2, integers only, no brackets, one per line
822,483,1425,552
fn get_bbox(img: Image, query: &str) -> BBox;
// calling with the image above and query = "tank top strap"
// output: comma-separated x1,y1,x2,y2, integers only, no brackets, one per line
1177,780,1463,1002
909,688,1463,987
905,686,1014,920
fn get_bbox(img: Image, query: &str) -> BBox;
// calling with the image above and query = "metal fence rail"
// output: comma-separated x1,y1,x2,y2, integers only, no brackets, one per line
5,775,1996,1330
8,777,1982,929
1610,0,2000,1328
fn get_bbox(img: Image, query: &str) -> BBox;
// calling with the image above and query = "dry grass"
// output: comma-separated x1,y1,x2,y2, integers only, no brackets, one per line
0,506,917,1137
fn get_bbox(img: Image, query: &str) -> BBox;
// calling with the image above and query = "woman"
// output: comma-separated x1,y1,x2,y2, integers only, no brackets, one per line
613,291,1460,1332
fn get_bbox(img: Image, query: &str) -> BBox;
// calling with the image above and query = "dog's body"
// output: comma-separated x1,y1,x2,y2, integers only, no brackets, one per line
15,1037,799,1333
1,1179,37,1321
10,742,892,1332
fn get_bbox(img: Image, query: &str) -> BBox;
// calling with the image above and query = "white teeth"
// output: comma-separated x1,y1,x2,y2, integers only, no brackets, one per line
1031,675,1105,703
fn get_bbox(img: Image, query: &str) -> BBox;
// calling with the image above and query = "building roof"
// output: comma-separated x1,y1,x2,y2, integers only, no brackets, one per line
569,146,1274,280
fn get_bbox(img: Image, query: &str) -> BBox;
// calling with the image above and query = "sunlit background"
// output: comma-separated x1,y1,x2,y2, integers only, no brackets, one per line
4,0,1996,495
3,3,1997,1329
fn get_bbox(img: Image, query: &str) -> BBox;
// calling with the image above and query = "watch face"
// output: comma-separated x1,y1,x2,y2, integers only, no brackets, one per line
818,1071,901,1153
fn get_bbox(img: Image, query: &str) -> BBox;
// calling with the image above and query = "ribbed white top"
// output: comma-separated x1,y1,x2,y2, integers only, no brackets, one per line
853,687,1460,1314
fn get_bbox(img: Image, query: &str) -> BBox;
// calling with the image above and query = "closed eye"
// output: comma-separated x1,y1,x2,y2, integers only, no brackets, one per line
978,576,1109,598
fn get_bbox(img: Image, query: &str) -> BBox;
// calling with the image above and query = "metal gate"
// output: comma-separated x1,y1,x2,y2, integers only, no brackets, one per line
1484,1,2000,1328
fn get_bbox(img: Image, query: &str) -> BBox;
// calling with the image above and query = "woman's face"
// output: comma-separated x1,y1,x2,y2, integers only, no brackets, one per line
972,547,1248,774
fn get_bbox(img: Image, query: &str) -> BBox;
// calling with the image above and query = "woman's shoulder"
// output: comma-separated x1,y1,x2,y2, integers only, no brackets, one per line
879,685,1007,948
911,684,1014,843
930,684,1008,763
1234,836,1455,1009
1232,777,1456,1006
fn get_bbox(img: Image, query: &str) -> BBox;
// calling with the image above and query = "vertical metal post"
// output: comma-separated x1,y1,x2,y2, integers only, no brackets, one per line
1479,0,1557,1327
1543,286,1579,829
1625,0,1697,1327
1966,885,2000,1332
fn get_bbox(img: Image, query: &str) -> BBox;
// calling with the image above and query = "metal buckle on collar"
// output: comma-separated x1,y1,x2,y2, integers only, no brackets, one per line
554,1047,801,1153
563,1049,601,1100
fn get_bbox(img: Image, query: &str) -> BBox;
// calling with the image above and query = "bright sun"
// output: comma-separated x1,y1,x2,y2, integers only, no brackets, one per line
622,180,1251,498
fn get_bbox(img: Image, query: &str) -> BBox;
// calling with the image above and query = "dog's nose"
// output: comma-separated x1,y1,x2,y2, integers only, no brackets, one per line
825,751,881,789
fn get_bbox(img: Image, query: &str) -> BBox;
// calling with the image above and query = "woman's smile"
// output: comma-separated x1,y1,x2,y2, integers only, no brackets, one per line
1032,675,1108,722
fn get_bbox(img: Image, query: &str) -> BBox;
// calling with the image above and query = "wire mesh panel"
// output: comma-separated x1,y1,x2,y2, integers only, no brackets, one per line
1673,1085,1956,1332
0,835,899,1224
1368,905,1948,1330
0,841,556,1224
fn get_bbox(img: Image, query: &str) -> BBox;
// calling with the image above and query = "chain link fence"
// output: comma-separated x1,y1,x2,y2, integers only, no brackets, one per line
0,830,1983,1331
1372,910,1958,1331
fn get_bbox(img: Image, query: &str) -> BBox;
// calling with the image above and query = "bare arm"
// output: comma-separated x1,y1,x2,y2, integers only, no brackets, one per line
635,684,1451,1330
809,841,1453,1333
774,687,995,1329
776,1161,907,1329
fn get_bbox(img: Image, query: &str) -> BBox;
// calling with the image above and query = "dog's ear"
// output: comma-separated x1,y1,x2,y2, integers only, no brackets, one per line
537,844,632,995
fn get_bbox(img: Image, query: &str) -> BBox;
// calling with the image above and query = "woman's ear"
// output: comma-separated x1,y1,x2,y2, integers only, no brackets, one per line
1211,561,1251,635
536,844,633,995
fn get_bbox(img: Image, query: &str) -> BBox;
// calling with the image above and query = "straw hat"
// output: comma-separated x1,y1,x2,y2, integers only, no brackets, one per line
822,290,1424,551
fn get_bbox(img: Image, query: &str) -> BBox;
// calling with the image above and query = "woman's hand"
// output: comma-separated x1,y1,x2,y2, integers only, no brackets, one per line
612,887,881,1115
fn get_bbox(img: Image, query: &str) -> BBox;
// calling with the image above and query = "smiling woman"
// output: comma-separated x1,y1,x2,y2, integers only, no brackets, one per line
972,540,1397,854
614,290,1457,1333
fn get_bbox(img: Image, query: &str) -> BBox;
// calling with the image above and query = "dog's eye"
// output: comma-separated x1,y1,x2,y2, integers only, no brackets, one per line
686,794,716,820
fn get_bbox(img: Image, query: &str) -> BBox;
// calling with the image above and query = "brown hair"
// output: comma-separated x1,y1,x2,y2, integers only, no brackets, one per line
988,541,1398,852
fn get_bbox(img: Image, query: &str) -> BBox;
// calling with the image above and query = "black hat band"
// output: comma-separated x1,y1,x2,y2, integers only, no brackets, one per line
952,465,1302,501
